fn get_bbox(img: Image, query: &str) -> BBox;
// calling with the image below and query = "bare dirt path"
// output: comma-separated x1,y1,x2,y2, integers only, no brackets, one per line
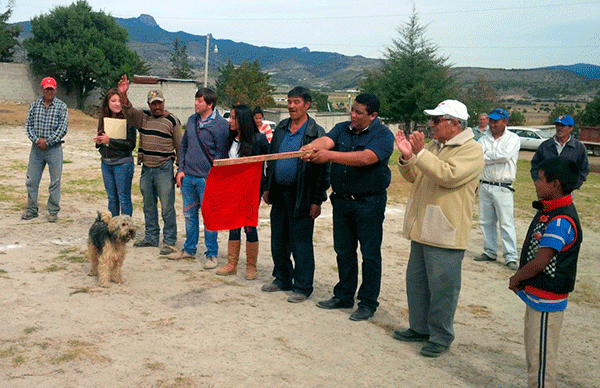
1,122,599,388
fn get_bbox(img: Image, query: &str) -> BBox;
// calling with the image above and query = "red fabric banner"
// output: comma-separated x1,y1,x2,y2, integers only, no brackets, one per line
201,162,263,231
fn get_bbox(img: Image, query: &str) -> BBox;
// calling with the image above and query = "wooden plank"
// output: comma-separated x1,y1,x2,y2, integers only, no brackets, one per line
212,151,307,166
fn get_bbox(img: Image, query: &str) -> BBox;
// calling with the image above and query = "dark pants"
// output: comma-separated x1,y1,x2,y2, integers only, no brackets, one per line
270,188,315,297
332,193,386,312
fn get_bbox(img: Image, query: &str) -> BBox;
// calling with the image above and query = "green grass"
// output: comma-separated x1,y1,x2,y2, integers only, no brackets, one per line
387,155,600,233
23,327,39,335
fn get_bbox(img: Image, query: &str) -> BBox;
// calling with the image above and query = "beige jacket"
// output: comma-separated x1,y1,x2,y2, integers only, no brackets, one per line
399,129,484,250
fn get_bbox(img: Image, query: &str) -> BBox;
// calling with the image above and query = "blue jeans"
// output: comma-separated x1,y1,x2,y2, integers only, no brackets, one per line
139,159,177,245
25,144,63,215
332,193,386,311
101,161,134,216
181,175,218,257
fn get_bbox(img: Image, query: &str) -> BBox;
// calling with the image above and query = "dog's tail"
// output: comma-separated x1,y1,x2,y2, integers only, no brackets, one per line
96,210,112,225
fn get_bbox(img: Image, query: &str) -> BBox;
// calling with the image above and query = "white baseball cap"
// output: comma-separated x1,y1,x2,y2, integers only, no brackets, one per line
424,100,469,121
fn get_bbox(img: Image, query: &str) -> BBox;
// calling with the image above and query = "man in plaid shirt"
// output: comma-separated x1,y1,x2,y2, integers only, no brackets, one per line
22,77,68,223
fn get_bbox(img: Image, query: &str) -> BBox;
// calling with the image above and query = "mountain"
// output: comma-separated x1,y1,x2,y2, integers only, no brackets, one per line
540,64,600,80
114,14,381,90
13,14,600,97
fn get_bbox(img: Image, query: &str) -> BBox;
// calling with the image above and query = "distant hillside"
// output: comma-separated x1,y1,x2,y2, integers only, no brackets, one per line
541,64,600,80
13,14,600,97
451,67,600,99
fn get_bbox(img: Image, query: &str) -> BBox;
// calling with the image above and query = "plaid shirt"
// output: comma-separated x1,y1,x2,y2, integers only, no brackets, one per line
26,97,68,147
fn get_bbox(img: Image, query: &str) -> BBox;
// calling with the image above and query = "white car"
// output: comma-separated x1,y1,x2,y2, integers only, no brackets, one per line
506,126,552,151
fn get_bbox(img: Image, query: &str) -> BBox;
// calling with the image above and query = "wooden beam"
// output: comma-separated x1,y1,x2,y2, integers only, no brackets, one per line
213,151,307,166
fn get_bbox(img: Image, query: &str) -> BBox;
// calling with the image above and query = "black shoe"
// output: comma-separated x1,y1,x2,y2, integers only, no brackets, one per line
316,297,353,310
133,239,158,248
474,253,496,262
261,282,291,292
420,341,449,357
393,329,430,342
21,211,38,220
349,306,374,321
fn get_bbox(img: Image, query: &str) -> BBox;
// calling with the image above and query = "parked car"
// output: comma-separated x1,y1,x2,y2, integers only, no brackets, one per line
506,126,552,151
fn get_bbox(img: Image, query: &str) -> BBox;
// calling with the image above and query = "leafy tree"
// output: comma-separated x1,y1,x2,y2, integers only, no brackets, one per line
215,60,275,108
170,37,194,79
580,92,600,126
0,0,20,62
312,91,330,112
508,110,526,126
361,9,454,129
459,76,499,127
544,105,576,125
23,0,146,109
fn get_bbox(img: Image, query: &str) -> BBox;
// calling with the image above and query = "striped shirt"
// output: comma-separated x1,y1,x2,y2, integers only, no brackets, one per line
25,98,68,147
122,102,182,168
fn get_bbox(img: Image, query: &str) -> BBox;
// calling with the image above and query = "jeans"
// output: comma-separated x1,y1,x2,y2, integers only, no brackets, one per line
139,159,177,245
270,188,315,296
181,175,218,257
332,193,386,311
479,183,518,263
101,161,134,216
406,241,464,347
25,144,63,215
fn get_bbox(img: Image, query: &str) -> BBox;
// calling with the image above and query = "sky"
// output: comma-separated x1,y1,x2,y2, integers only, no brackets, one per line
6,0,600,69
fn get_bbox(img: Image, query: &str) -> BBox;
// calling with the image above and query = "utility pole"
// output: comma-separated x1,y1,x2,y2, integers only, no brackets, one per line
204,34,211,87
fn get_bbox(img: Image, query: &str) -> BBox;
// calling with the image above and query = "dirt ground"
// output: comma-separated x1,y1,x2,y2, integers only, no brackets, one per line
0,106,599,387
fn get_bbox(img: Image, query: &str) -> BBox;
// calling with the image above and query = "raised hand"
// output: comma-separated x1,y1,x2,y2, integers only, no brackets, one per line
395,130,413,160
117,75,129,94
409,131,425,154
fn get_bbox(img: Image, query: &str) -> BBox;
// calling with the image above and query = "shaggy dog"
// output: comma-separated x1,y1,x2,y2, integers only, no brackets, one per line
88,211,136,288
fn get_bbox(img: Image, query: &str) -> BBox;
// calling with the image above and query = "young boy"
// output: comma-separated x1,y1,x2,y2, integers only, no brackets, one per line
509,156,582,388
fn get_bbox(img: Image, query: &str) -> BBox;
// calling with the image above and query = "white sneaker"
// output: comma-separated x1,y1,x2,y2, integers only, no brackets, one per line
203,256,218,269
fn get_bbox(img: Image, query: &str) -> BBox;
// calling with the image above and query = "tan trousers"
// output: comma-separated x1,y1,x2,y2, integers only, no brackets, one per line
524,306,564,388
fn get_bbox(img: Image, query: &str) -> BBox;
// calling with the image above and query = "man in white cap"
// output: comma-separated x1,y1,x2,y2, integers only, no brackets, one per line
22,77,68,222
475,108,520,270
393,100,484,357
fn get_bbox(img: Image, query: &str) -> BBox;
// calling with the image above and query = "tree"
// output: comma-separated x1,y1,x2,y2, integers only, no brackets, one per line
361,9,454,129
0,0,20,62
580,92,600,126
459,76,499,127
23,0,146,109
544,105,576,125
215,60,275,108
312,91,330,112
508,110,526,126
170,37,194,79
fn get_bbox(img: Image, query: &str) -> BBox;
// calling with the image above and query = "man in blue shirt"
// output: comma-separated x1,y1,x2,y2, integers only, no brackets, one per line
302,93,394,321
261,87,330,303
22,77,68,223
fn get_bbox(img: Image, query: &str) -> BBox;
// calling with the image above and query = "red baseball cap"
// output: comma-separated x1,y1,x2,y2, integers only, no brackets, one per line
41,77,57,89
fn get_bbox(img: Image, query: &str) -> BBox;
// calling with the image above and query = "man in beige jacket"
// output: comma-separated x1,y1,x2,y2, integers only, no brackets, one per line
394,100,484,357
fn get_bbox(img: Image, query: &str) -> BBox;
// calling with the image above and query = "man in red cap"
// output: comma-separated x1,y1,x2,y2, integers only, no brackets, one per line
22,77,68,222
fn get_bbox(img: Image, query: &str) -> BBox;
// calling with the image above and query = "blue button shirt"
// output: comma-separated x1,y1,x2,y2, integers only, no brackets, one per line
327,118,394,194
274,120,308,185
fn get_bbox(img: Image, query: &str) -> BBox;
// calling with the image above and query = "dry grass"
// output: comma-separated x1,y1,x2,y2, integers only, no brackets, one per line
0,102,97,129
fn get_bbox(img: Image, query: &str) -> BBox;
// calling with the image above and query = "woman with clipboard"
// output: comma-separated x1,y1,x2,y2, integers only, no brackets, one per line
94,88,137,216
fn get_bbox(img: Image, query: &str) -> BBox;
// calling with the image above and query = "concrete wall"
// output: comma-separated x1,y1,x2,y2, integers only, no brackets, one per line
0,63,196,120
127,82,197,124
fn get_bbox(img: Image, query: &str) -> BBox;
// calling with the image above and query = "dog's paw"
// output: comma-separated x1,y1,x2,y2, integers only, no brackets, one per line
99,282,111,288
111,276,123,284
88,270,98,277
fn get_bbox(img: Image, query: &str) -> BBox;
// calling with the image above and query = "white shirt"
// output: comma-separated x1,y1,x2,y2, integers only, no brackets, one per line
228,139,240,159
478,129,520,183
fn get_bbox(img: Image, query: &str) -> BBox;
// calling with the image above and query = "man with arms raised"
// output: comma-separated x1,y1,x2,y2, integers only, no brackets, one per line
394,100,483,357
261,86,329,303
303,93,394,321
118,76,182,255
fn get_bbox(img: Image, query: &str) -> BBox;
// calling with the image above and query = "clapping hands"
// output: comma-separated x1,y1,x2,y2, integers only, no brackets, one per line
395,130,425,161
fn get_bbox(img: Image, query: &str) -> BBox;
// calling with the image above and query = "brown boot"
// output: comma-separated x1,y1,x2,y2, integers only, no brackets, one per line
245,241,259,280
216,240,240,276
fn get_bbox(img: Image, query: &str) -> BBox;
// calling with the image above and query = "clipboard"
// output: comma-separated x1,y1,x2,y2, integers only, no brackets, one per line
103,118,127,139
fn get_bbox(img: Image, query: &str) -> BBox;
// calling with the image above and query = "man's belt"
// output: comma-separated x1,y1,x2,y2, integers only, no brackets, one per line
480,180,515,192
330,192,382,201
